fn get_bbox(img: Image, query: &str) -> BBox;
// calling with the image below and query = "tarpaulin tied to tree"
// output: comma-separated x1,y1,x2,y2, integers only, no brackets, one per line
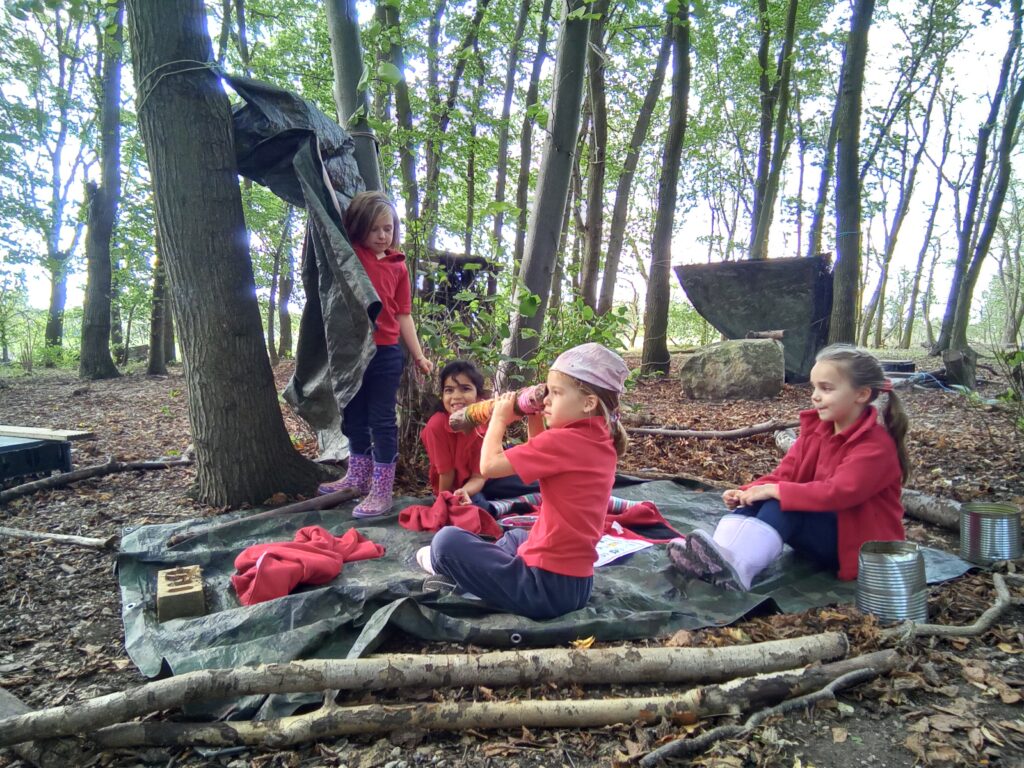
227,74,376,460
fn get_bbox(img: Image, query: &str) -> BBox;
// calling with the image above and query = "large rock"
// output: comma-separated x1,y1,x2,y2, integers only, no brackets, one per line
679,339,784,400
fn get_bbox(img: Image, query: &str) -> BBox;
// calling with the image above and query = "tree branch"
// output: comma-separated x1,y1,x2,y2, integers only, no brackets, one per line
628,419,799,439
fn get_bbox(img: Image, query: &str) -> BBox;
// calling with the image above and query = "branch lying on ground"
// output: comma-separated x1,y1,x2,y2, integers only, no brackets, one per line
882,573,1016,642
639,668,879,765
0,633,849,746
85,651,899,749
165,487,361,548
900,489,960,532
0,456,192,506
0,526,116,551
628,419,799,440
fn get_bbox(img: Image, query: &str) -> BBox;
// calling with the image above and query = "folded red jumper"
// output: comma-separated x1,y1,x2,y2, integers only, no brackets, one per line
399,491,503,538
231,526,385,606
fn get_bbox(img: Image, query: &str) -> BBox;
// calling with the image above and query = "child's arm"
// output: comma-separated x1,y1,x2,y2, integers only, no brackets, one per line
397,314,433,375
774,440,901,512
526,413,546,439
454,474,486,503
480,392,518,479
437,470,455,494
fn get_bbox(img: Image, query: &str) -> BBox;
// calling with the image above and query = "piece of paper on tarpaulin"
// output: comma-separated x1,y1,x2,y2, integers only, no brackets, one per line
117,480,975,720
226,74,379,461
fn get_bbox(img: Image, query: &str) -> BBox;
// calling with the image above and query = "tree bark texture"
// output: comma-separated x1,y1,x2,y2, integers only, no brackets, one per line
79,0,124,380
125,0,324,506
579,0,610,309
641,0,690,375
828,0,875,344
146,246,167,376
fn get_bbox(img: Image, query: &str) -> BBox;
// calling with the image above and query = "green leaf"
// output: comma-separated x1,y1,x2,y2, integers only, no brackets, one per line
519,328,539,339
377,62,403,85
518,292,541,318
356,63,369,93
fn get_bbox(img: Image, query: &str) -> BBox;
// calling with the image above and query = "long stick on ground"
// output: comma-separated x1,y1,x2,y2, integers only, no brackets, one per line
628,419,799,439
881,573,1013,642
0,633,849,746
165,487,361,548
0,526,117,551
88,651,899,749
0,457,192,506
639,668,879,765
0,688,92,768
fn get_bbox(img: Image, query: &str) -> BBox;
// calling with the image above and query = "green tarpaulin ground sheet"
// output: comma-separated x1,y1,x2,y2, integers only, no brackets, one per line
118,479,971,719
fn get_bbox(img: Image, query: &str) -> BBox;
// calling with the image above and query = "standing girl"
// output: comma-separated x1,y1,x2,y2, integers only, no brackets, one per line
417,343,630,621
669,344,909,590
318,191,433,517
420,359,538,510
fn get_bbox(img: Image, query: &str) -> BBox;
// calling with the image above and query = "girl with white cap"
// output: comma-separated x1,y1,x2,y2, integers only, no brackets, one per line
416,343,630,620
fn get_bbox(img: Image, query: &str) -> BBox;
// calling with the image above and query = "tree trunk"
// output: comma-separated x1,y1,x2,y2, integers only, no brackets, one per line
277,237,294,359
147,243,167,376
378,2,420,226
934,0,1022,354
267,207,294,367
80,1,124,380
44,262,69,363
828,0,876,344
125,0,325,506
806,84,840,258
164,288,176,363
325,0,381,191
749,0,799,261
503,0,591,373
579,0,610,309
513,0,555,270
948,2,1024,353
492,0,532,260
598,28,670,315
641,0,690,375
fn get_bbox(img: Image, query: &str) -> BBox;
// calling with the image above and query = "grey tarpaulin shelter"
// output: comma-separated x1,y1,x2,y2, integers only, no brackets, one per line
228,74,377,460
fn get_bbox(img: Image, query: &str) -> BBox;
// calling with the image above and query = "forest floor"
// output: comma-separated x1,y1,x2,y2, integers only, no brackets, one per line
1,354,1023,768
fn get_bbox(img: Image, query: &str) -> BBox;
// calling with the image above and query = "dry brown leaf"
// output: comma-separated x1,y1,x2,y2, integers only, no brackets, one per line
904,734,927,761
907,717,930,733
571,635,596,649
831,726,848,744
665,629,697,647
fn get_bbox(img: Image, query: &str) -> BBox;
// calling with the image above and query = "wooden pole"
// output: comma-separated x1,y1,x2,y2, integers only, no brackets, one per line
0,526,116,551
628,419,799,439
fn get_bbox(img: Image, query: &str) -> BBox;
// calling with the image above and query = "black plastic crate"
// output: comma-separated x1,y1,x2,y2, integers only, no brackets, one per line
0,436,72,484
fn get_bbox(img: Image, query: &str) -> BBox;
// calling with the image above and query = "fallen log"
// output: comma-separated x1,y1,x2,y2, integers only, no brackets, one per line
628,419,799,440
166,487,361,548
0,633,848,746
87,650,899,749
745,330,785,340
640,668,879,765
0,687,92,768
0,526,117,551
0,457,192,506
900,489,960,532
881,573,1013,642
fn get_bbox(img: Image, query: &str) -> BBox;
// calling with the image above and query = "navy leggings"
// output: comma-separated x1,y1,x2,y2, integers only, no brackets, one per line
430,527,592,621
469,474,540,515
736,499,839,571
342,344,403,463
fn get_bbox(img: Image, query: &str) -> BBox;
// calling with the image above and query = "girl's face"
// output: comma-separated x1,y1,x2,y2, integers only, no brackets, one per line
543,371,597,428
363,210,395,256
441,373,480,415
809,360,872,433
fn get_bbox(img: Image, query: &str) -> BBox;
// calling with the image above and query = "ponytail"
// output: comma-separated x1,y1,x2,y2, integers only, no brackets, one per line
565,376,630,457
883,390,911,482
609,418,629,458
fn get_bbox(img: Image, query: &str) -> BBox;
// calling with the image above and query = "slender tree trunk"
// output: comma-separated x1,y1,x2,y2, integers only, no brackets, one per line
126,0,325,506
921,243,940,348
934,0,1022,353
641,0,691,375
599,30,671,315
514,0,555,270
147,246,167,376
579,0,610,308
378,2,419,225
325,0,381,191
503,0,592,373
748,0,773,258
277,239,294,359
164,289,176,363
749,0,799,260
550,182,574,315
79,0,124,380
806,79,841,258
492,0,531,259
828,0,876,344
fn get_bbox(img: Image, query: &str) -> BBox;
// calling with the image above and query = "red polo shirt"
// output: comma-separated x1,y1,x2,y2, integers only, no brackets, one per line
354,243,411,345
743,406,905,580
420,411,485,494
505,417,618,578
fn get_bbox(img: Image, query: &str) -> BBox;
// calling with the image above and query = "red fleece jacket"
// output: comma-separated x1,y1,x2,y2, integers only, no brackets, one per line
231,526,385,605
743,406,905,580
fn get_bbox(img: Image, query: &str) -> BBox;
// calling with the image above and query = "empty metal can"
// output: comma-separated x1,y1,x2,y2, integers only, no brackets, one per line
856,540,928,622
960,502,1022,565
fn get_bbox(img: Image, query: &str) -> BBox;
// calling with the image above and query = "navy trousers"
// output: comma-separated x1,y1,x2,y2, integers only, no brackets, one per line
342,344,403,463
430,527,592,621
469,474,540,515
735,499,839,571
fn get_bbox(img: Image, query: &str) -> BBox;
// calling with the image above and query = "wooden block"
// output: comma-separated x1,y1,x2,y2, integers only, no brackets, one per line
0,425,96,442
157,565,206,622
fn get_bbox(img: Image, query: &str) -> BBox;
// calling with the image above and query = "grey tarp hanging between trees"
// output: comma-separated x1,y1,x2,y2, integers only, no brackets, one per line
117,479,973,721
227,74,378,460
